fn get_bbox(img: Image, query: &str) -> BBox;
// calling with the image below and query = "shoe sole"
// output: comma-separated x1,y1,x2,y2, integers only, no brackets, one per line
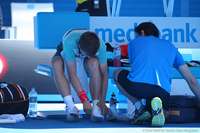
67,113,80,122
107,117,121,122
130,111,151,125
107,117,118,121
151,97,165,127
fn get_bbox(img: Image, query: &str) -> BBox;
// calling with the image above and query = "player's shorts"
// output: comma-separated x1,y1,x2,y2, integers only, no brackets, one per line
60,51,89,103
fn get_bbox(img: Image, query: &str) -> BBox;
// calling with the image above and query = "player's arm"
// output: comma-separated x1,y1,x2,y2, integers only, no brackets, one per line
66,60,92,115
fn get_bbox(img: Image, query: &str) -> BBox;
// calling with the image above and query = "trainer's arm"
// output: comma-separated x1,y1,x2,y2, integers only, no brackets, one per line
99,61,108,116
178,64,200,102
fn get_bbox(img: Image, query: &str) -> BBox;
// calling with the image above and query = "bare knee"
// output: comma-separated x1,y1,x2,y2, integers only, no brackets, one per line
51,56,64,71
113,69,123,82
85,58,99,73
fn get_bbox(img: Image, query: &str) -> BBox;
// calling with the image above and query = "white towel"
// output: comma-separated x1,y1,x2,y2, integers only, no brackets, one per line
0,114,25,123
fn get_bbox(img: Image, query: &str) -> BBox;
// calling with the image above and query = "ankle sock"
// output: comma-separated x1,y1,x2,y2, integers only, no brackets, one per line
92,110,103,117
63,95,75,109
135,101,143,110
92,99,100,111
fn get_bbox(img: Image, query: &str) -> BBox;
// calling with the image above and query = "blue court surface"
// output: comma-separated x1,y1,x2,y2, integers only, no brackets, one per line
1,103,200,133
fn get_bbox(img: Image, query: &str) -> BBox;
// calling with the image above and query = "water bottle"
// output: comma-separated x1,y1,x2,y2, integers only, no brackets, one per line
108,92,121,121
29,87,38,118
113,43,121,67
109,92,117,109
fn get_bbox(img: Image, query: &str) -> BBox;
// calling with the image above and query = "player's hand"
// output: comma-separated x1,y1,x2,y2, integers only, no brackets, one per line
83,100,92,116
98,100,108,116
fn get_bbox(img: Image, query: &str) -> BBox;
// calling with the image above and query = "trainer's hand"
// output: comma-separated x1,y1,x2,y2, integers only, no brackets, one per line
83,100,92,116
99,100,108,116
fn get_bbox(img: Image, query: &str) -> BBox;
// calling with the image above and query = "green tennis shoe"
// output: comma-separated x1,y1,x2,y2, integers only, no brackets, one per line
151,97,165,127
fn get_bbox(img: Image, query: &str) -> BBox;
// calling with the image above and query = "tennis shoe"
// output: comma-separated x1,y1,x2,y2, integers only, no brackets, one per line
91,110,104,122
151,97,165,127
130,105,151,125
66,106,81,122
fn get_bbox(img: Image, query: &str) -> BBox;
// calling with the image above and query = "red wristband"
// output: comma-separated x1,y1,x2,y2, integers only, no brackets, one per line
77,90,89,103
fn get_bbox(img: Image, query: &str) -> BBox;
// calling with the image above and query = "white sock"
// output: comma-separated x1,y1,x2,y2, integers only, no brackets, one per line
63,95,75,109
135,101,143,110
92,99,100,111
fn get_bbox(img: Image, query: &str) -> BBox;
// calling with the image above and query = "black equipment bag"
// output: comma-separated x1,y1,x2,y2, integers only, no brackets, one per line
0,82,29,117
166,95,200,123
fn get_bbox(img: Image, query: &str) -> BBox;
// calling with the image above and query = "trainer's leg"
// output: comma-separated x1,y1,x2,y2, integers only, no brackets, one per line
113,69,145,112
114,69,151,124
113,69,139,104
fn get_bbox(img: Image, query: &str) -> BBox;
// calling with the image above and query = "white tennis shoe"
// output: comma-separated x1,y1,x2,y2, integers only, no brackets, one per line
66,106,81,122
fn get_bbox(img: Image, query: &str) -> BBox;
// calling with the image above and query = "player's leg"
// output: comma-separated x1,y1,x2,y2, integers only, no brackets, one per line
84,57,104,122
51,47,80,122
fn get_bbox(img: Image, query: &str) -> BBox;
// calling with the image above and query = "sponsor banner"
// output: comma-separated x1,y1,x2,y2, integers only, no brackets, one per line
90,17,200,48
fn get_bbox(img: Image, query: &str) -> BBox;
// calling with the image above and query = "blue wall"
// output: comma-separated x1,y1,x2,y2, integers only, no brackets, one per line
1,0,200,59
0,0,200,27
0,0,76,27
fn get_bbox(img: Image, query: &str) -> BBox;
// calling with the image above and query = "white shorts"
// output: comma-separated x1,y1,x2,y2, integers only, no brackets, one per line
61,51,89,103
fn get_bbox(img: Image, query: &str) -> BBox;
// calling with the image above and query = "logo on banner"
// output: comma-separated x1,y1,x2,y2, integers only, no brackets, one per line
94,23,198,45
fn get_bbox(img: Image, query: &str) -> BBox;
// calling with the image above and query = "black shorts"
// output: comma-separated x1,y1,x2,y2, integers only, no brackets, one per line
52,42,63,59
118,69,170,112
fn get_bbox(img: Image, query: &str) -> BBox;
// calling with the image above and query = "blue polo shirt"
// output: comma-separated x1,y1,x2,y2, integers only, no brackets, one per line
127,35,185,93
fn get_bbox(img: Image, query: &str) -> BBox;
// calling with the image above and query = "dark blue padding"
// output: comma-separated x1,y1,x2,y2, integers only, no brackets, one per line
34,12,90,49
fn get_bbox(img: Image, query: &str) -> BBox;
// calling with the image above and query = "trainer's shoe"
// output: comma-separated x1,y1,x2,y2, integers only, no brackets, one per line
151,97,165,127
91,110,104,122
66,106,81,122
120,112,134,122
130,105,151,125
107,107,121,121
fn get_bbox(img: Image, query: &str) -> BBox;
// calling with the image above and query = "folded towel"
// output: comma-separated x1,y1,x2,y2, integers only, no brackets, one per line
0,114,25,123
